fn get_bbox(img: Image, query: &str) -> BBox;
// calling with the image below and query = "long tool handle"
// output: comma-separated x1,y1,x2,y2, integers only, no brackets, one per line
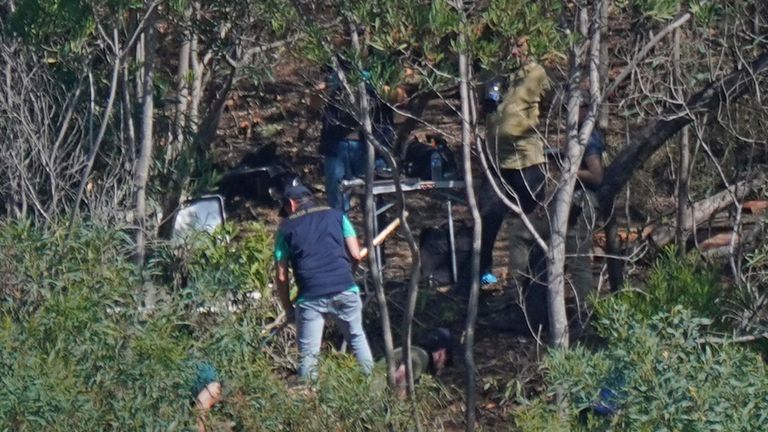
359,216,403,259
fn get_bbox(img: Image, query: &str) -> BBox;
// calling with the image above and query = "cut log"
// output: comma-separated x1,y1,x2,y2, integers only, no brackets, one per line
699,232,739,252
743,200,768,215
593,225,654,250
650,178,764,248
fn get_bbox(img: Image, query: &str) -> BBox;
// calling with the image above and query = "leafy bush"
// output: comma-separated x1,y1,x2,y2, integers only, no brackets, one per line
614,0,681,22
615,246,722,320
515,300,768,431
152,221,275,309
0,221,450,431
724,242,768,332
0,221,194,430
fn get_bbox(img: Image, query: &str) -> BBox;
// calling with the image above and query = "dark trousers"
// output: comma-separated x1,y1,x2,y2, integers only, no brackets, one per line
479,165,546,274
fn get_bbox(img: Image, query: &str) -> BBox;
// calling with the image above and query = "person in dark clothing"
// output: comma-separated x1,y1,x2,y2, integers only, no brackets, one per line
274,184,374,381
506,106,606,334
319,57,395,212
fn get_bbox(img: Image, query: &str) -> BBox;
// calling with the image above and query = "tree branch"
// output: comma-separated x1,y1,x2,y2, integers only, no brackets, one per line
598,50,768,207
604,12,691,97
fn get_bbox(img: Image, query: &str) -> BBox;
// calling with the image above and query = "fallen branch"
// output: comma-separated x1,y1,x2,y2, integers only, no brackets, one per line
650,176,765,248
699,332,768,344
599,50,768,206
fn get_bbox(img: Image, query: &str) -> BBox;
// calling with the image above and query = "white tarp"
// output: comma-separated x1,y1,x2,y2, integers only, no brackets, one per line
172,195,226,240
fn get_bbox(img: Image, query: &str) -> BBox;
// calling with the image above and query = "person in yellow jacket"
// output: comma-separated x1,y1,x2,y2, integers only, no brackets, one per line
478,38,549,285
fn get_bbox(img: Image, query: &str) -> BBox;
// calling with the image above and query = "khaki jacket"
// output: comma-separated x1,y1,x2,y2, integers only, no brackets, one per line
486,62,550,170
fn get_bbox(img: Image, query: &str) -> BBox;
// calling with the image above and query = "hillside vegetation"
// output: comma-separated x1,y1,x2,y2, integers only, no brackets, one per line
1,0,768,430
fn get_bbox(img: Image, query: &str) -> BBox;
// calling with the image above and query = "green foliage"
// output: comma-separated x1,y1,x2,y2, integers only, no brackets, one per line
516,302,768,431
8,0,139,50
0,221,194,430
313,355,414,431
10,0,94,47
615,0,683,22
478,0,564,70
723,241,768,332
689,0,725,25
296,0,565,96
610,247,722,320
0,221,452,430
153,221,274,303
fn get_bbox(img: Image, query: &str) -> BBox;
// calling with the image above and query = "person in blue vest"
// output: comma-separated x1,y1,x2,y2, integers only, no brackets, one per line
274,184,374,381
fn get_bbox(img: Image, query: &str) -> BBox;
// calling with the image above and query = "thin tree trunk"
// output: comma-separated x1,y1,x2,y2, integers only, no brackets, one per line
547,0,602,347
456,17,482,432
673,27,691,253
344,24,398,392
189,3,203,130
170,12,192,163
134,6,157,292
122,62,137,167
597,0,610,130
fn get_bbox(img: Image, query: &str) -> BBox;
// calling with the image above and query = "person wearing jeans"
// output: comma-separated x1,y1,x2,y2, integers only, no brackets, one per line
295,290,372,379
323,138,366,211
274,184,373,381
313,53,399,212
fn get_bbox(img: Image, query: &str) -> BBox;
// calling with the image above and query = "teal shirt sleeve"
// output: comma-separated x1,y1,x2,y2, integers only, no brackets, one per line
274,231,289,262
342,215,356,238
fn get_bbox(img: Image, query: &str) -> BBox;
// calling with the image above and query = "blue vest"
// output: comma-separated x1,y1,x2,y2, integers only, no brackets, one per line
278,205,356,299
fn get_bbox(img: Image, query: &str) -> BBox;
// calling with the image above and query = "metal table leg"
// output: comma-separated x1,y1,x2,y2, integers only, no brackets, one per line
448,199,457,283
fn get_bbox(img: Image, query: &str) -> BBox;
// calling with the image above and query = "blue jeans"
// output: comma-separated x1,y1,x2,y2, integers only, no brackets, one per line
295,290,373,381
324,139,366,211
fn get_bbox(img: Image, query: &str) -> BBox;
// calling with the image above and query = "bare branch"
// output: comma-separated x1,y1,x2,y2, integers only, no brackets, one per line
605,13,691,97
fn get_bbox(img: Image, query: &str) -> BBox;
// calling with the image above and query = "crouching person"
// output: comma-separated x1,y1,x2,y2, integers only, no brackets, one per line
375,328,454,397
189,362,222,432
274,184,374,381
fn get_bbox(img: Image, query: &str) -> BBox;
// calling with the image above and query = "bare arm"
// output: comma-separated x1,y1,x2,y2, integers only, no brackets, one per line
577,154,604,188
345,236,362,262
275,260,293,314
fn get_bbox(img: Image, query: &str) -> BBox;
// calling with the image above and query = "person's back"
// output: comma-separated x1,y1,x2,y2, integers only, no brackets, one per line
277,205,355,299
486,62,550,171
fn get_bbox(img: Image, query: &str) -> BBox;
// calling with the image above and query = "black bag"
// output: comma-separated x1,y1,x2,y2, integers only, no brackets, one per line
402,135,457,180
419,223,472,286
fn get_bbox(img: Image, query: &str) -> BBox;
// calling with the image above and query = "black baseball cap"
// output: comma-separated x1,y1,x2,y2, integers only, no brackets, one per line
421,328,452,353
420,327,454,369
283,184,312,201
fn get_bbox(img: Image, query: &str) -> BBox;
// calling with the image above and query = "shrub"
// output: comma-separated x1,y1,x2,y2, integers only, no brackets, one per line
615,246,722,321
515,300,768,431
152,222,275,303
0,221,451,431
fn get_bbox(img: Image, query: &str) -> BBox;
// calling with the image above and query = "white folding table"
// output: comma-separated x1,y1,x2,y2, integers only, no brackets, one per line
341,177,466,282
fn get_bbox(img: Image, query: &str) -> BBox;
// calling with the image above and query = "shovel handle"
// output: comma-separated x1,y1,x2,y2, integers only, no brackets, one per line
359,216,403,259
